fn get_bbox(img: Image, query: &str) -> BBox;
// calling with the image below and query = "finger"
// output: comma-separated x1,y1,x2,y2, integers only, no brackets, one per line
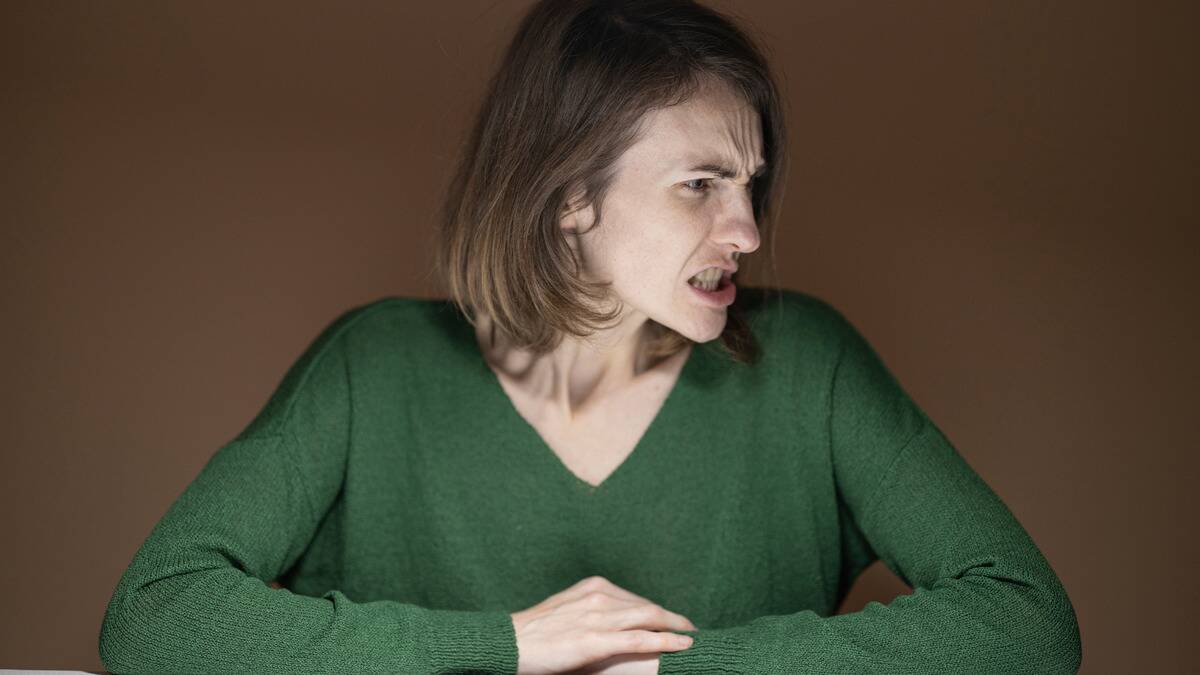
597,581,699,630
602,629,695,656
574,589,698,631
566,582,698,631
606,604,697,633
549,578,698,630
583,579,698,629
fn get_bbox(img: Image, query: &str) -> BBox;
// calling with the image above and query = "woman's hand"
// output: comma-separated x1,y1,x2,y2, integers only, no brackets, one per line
509,575,696,675
561,652,662,675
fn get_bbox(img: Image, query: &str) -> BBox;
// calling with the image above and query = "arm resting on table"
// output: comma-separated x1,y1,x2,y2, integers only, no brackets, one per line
99,306,519,673
658,305,1081,673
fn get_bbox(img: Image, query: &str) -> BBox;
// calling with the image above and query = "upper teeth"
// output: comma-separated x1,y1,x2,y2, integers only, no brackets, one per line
689,268,723,289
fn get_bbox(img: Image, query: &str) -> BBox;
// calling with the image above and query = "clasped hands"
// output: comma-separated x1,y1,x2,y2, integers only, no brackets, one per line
510,575,696,675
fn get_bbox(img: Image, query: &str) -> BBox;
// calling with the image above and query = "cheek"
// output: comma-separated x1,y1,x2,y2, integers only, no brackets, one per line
602,199,696,283
616,242,687,291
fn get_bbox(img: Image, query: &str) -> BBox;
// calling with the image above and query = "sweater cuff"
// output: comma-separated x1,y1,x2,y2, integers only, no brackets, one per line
656,629,749,674
425,608,518,674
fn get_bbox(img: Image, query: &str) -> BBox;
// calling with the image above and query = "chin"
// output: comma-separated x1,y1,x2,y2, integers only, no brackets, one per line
696,324,726,343
667,313,727,344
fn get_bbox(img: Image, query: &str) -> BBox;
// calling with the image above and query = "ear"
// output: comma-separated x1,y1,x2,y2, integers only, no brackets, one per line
559,184,596,235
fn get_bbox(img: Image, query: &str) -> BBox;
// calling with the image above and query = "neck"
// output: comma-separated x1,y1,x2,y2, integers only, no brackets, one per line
473,308,684,423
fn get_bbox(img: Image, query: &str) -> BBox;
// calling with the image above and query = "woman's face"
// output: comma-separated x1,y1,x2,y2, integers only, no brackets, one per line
561,79,764,344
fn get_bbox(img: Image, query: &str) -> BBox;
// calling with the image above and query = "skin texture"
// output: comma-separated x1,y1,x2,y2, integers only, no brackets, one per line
558,74,763,393
506,79,766,674
561,650,664,675
511,576,696,675
485,75,764,424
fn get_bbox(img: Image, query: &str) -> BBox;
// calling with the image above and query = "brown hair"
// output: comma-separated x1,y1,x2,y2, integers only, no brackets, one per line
435,0,788,365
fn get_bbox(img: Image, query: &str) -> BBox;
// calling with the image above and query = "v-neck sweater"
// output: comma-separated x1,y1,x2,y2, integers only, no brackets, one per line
98,286,1082,673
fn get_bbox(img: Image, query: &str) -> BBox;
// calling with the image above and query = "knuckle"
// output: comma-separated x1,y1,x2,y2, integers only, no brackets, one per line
583,591,607,607
634,604,659,620
625,631,650,650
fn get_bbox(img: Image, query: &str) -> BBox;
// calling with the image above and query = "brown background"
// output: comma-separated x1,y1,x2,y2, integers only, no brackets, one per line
2,1,1195,672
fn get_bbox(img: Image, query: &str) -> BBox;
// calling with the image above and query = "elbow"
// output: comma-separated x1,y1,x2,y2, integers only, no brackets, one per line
99,585,171,675
98,603,132,674
1043,595,1083,674
975,568,1082,672
99,594,150,675
1035,566,1083,674
1014,578,1081,674
994,551,1082,672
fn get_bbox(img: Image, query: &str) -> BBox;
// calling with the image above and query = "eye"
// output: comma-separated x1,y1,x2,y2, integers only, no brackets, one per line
682,178,711,194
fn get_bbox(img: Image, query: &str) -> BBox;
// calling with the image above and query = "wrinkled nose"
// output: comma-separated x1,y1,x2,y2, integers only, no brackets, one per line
721,192,760,255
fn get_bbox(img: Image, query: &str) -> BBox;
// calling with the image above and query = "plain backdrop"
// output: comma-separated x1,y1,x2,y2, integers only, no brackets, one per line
1,1,1196,672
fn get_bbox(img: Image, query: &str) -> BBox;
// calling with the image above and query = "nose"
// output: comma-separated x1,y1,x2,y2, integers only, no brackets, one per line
717,189,760,256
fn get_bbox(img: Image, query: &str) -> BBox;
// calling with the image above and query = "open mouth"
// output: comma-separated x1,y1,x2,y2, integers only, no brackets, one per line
686,271,736,304
688,274,731,292
687,268,729,292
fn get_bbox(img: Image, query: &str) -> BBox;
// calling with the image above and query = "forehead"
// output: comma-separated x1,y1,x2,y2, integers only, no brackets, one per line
619,80,765,173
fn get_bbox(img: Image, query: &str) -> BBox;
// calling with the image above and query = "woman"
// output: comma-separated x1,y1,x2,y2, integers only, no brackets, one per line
99,1,1082,673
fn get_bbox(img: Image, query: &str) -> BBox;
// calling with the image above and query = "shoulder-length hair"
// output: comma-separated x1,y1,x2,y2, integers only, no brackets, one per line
435,0,788,365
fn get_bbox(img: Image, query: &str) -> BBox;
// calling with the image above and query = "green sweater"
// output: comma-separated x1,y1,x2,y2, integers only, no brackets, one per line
98,287,1081,673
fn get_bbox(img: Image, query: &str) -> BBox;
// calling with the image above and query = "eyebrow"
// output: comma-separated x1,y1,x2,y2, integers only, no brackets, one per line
686,161,769,180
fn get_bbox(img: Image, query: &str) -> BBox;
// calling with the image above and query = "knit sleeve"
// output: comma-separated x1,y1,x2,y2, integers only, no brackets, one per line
658,305,1082,674
98,304,518,674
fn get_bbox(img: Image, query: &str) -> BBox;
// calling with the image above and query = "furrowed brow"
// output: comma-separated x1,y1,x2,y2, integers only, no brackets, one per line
686,161,768,179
